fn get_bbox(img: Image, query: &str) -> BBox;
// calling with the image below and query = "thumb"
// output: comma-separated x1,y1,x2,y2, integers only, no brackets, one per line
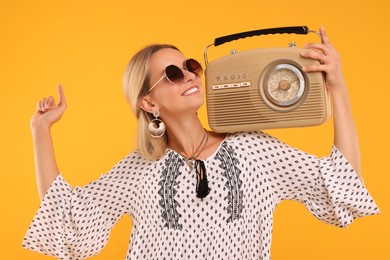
57,83,67,107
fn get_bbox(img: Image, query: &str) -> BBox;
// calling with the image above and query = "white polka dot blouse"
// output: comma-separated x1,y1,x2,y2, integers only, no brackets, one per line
23,131,380,259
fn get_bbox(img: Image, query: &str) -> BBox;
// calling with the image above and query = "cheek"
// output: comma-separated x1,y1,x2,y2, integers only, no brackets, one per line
153,89,178,108
196,76,203,85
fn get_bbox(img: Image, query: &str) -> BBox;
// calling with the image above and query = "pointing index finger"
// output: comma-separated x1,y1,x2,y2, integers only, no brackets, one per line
57,83,67,106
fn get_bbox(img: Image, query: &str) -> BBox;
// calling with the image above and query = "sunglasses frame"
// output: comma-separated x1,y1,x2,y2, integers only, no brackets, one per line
148,58,202,93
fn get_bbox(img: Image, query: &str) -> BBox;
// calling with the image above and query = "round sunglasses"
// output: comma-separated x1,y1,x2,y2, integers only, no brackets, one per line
148,58,203,92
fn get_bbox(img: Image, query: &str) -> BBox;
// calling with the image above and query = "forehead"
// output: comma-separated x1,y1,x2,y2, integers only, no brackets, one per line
149,48,185,73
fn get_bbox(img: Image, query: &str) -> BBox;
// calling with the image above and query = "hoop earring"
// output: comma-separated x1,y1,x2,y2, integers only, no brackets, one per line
148,109,166,138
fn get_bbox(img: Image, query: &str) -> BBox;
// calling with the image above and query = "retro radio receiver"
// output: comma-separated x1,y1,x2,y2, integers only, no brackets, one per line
204,26,331,133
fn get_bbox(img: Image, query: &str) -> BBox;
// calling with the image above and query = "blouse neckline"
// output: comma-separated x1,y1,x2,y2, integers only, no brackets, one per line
166,132,231,163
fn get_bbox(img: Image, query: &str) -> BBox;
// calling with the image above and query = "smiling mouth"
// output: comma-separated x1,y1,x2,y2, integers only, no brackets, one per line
182,86,199,96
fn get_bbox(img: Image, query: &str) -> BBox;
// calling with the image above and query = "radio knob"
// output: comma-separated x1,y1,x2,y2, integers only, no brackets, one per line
289,42,296,47
279,80,291,90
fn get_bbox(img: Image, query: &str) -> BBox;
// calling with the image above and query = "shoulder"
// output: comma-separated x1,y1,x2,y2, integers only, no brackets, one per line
115,150,151,167
105,150,163,178
225,130,278,144
221,131,288,156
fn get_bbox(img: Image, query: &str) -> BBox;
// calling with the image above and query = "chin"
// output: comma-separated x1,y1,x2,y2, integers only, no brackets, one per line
188,98,204,114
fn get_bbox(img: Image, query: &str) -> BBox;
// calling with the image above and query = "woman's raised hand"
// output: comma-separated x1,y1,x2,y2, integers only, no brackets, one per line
31,84,67,130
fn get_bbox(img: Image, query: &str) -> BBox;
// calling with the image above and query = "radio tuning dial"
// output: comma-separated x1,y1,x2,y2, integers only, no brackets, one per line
263,63,306,107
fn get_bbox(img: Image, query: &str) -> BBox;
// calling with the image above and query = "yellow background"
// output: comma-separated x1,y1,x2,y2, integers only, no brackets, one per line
1,0,389,259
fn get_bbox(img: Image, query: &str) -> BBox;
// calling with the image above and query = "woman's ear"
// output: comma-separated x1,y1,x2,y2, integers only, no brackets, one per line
139,96,158,114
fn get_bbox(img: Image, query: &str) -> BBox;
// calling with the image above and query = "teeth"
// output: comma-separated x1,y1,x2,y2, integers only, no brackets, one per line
183,87,198,96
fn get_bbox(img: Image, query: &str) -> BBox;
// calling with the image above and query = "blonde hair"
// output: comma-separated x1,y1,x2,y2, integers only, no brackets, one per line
122,44,179,161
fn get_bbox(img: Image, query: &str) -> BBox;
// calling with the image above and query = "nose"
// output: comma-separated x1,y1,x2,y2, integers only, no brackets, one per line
182,68,196,83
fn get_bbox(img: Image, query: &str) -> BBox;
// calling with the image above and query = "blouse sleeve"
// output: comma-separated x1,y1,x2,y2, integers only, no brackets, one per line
255,132,380,228
22,167,131,259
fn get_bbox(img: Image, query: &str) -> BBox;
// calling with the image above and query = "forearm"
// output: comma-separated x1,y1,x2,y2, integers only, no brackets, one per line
31,123,60,200
332,87,361,178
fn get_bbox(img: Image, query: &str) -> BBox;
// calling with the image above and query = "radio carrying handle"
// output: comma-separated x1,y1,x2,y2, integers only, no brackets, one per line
204,26,321,65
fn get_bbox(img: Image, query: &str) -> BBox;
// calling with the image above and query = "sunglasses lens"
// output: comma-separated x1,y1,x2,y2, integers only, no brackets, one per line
162,60,202,87
186,59,203,76
165,65,184,84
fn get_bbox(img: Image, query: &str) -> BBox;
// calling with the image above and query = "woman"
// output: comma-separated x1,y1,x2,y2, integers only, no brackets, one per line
23,27,379,259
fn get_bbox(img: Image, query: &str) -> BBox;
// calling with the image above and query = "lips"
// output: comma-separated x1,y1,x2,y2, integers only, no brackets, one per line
182,86,199,96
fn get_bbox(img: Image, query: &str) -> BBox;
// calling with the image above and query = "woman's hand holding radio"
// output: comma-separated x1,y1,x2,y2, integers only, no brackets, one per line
301,26,362,180
300,26,346,94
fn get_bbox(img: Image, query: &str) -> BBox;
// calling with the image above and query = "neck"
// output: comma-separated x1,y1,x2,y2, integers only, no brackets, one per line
165,115,207,159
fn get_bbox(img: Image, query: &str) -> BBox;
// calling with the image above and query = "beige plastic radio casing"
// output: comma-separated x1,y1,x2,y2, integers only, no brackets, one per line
205,47,332,133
